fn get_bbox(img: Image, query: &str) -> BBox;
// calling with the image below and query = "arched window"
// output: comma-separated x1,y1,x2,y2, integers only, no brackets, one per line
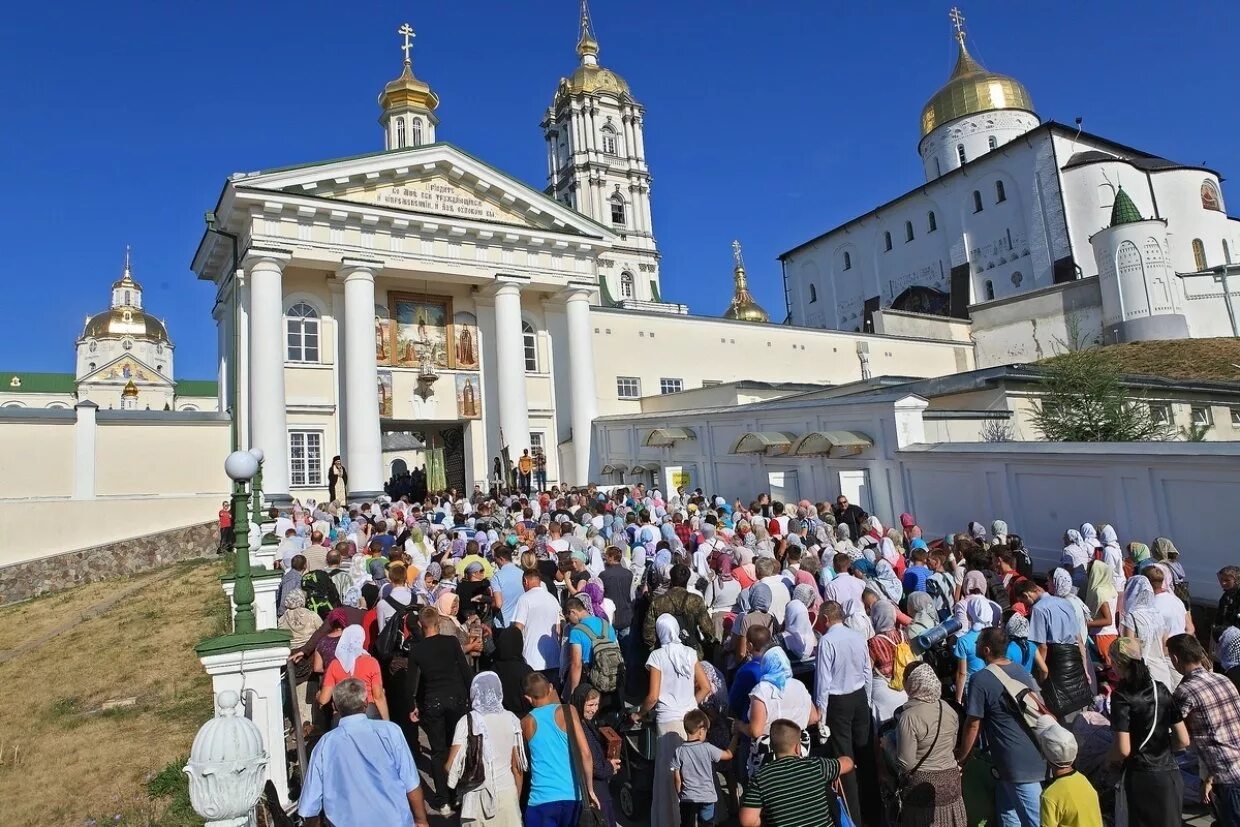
808,284,818,303
842,251,852,271
995,181,1007,203
521,321,538,372
619,271,636,299
957,144,967,165
286,302,320,363
1201,180,1222,212
390,458,409,477
412,118,423,146
927,211,937,232
2,401,26,408
396,118,407,148
1225,239,1232,264
1192,239,1208,270
883,231,892,252
46,402,68,409
609,194,626,226
124,290,131,305
904,221,914,242
983,279,995,301
988,136,998,150
601,124,619,156
972,191,984,213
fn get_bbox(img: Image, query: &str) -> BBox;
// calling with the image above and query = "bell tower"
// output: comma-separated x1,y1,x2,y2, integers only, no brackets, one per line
542,2,660,305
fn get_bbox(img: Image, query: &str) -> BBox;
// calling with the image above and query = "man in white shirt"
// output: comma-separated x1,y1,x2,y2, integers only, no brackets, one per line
754,557,790,625
1148,566,1193,637
824,554,865,613
814,600,873,822
511,568,563,683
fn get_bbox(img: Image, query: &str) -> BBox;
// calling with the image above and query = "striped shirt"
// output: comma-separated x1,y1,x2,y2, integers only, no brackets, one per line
740,755,841,827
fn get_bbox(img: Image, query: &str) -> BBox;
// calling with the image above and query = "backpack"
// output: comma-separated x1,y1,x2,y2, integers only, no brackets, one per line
373,594,416,665
301,571,338,618
925,575,951,621
984,570,1012,614
874,633,918,692
983,663,1069,758
575,619,623,693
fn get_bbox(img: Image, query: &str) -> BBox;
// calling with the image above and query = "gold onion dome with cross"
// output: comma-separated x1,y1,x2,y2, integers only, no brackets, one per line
82,248,170,343
379,23,439,115
722,241,769,324
561,2,632,99
920,7,1034,137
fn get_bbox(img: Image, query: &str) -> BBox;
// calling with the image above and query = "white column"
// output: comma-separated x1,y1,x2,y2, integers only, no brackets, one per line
236,270,251,450
73,401,97,500
329,280,347,466
492,279,530,458
246,249,291,503
340,258,385,497
564,287,597,484
215,306,228,414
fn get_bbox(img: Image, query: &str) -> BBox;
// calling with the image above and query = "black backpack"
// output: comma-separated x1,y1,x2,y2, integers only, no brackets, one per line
301,571,339,618
373,594,416,664
984,570,1012,614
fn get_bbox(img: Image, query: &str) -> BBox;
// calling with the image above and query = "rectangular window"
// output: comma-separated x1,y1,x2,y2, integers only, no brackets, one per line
1149,403,1171,425
610,201,626,226
289,430,324,487
529,431,545,455
1191,405,1212,426
1231,407,1240,427
616,376,641,399
659,378,683,395
286,319,320,363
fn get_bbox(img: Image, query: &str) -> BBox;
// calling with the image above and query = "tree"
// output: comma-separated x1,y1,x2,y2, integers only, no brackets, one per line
1032,348,1176,442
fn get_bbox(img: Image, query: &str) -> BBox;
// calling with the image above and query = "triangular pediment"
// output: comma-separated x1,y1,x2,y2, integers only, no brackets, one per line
79,354,172,388
234,142,612,239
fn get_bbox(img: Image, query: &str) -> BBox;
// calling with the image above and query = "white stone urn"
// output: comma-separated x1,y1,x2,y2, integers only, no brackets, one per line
183,690,269,827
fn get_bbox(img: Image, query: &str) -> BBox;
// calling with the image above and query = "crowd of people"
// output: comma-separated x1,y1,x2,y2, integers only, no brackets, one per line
261,482,1240,827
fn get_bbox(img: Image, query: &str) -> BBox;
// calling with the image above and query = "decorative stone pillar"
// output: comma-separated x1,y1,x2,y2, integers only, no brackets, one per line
339,258,385,498
72,401,97,500
489,277,531,459
184,690,268,827
563,285,597,484
893,394,929,449
245,249,292,503
220,569,282,631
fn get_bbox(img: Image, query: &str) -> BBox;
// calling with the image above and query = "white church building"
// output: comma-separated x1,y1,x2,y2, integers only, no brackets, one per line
780,17,1240,366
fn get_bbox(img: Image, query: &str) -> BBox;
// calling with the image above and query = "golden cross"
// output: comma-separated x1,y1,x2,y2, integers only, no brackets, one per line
731,239,744,269
398,23,415,64
949,7,966,44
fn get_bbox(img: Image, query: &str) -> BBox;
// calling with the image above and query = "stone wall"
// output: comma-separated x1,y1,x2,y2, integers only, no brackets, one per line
0,520,218,604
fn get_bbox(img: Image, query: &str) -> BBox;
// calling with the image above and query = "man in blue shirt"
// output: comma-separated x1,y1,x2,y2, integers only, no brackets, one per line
491,545,525,628
728,625,772,721
901,547,932,594
299,678,431,827
565,596,618,699
1017,578,1091,718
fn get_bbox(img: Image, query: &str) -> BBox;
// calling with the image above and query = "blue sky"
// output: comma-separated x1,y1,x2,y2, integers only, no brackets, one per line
3,1,1237,378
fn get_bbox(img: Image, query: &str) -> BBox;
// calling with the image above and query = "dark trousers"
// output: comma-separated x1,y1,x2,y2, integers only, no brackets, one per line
826,687,869,825
679,801,716,826
218,526,233,550
421,693,465,806
1215,781,1240,827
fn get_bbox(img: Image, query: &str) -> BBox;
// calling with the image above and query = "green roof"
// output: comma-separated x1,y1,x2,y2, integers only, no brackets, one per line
2,371,75,394
176,379,219,397
1110,187,1144,227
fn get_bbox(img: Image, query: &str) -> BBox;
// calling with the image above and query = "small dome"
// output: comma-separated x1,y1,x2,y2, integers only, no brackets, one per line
379,61,439,114
562,64,632,99
112,270,142,291
122,379,139,398
1109,187,1145,227
82,308,170,343
920,37,1035,138
722,241,769,324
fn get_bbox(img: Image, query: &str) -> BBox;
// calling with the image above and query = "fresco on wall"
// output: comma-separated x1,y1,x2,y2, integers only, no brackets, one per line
456,374,480,419
375,303,394,366
453,311,480,370
390,294,450,369
377,370,393,418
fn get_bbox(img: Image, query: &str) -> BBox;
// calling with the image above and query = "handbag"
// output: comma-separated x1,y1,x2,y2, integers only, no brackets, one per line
562,703,606,827
458,711,486,791
898,700,943,789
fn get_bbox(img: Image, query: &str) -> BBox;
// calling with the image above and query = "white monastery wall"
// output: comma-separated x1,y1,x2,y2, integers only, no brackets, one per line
969,278,1104,367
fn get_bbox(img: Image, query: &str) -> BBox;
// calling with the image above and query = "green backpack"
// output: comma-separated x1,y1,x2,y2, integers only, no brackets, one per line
575,619,623,693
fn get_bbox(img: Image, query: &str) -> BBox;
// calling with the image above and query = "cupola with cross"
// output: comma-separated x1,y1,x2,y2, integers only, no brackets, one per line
379,22,439,150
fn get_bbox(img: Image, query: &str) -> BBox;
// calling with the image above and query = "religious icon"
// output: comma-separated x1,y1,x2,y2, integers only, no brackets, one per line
391,294,449,369
453,312,480,370
456,374,480,419
375,304,393,366
377,370,394,418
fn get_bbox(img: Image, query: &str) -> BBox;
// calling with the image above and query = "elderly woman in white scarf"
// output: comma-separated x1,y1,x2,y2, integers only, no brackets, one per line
990,519,1009,549
1098,524,1127,594
447,671,527,827
834,522,862,560
952,594,1001,705
1061,528,1092,587
867,599,909,723
782,599,818,662
1119,574,1179,691
632,614,709,827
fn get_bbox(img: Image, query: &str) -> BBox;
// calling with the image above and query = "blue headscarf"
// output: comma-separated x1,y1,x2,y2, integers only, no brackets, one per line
910,538,929,552
660,523,676,542
759,647,792,694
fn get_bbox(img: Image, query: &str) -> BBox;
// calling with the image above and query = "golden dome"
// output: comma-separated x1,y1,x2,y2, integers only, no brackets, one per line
122,379,139,398
112,269,141,291
563,64,632,98
82,308,170,343
920,37,1034,138
379,60,439,113
722,240,769,323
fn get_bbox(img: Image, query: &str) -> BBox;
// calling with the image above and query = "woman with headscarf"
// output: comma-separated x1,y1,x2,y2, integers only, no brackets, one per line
870,556,905,604
279,589,322,693
446,672,527,827
952,594,1014,705
1108,637,1190,827
896,662,966,827
745,648,819,775
1218,627,1240,691
436,592,482,660
1126,541,1152,580
1083,559,1120,666
1005,613,1043,675
1149,537,1189,604
735,581,778,662
868,599,911,722
1051,567,1091,646
989,519,1009,550
570,684,619,827
632,614,710,827
782,599,818,661
1120,575,1178,691
318,625,388,721
1097,524,1126,586
834,522,861,560
490,626,532,718
1061,528,1091,585
579,581,610,623
734,547,757,589
705,554,741,640
905,591,939,640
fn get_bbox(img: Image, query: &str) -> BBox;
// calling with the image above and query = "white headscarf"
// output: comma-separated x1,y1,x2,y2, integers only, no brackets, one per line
965,594,995,632
782,600,817,660
655,614,696,678
335,625,366,674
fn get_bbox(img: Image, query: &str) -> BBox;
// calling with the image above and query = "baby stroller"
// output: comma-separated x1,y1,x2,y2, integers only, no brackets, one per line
611,714,657,822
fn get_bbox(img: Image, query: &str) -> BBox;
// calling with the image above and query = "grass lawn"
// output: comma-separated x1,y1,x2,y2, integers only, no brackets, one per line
0,558,230,826
1042,337,1240,382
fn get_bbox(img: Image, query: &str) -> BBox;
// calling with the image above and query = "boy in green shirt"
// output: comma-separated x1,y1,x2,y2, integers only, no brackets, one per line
1038,715,1102,827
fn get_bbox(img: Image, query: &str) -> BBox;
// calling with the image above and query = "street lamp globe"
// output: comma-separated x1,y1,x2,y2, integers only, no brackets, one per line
224,450,259,482
248,447,265,462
